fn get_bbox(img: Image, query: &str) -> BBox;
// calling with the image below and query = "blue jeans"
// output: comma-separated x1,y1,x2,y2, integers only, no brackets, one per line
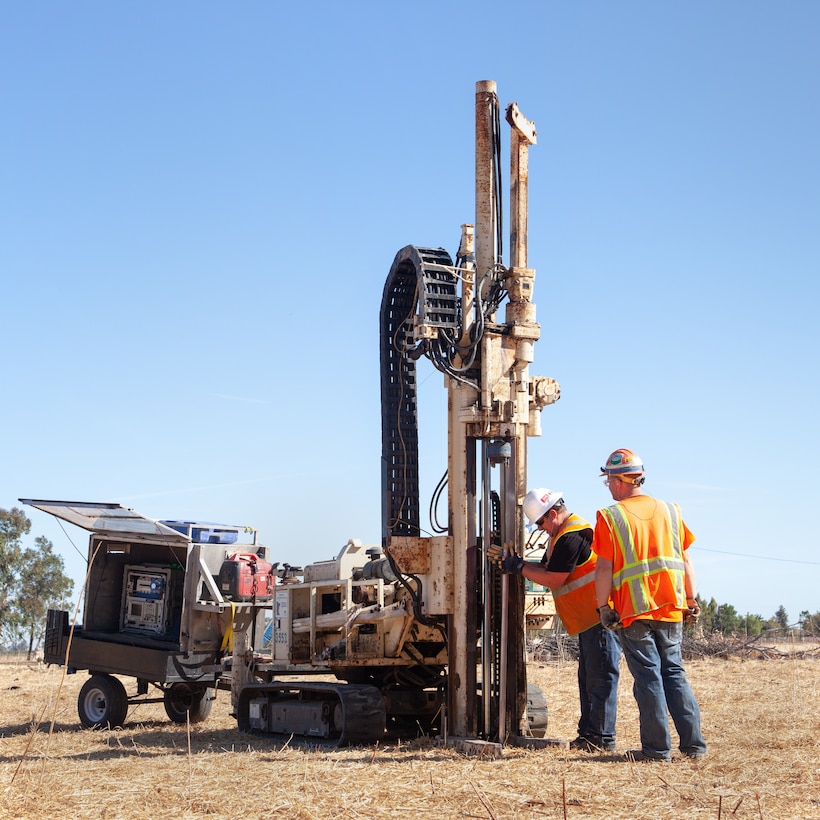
619,619,707,759
577,623,621,746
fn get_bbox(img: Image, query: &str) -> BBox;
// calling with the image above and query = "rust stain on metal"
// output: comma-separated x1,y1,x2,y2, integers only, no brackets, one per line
387,536,432,574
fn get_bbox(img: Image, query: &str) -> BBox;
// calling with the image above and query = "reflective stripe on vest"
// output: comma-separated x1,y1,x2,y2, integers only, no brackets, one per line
550,514,593,599
552,569,594,599
552,517,595,597
603,500,686,616
548,514,598,635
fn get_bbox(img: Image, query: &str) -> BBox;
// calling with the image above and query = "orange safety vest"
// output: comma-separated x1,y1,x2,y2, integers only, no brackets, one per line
549,513,599,636
600,498,688,626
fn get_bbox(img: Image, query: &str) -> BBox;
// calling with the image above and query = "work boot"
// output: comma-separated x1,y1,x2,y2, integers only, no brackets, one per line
569,736,616,753
680,749,706,760
624,749,671,763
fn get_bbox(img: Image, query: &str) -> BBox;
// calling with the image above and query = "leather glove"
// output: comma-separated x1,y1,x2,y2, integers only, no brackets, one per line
684,598,701,625
597,604,622,630
499,554,525,574
486,544,503,562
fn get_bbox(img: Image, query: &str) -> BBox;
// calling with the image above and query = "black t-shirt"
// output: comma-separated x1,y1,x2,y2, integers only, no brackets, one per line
540,528,593,575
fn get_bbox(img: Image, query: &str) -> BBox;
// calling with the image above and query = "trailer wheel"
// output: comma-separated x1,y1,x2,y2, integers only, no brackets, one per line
163,683,215,724
78,674,128,729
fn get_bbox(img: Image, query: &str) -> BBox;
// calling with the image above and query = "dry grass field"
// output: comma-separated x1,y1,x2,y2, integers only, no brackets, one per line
0,652,818,819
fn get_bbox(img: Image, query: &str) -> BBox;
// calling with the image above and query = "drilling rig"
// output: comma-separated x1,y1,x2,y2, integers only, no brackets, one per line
31,81,559,747
379,80,559,742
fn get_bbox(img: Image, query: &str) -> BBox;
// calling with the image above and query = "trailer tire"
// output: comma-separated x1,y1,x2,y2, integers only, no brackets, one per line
163,683,215,724
78,674,128,729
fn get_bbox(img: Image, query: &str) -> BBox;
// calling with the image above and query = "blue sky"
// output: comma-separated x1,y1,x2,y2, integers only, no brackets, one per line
2,2,818,623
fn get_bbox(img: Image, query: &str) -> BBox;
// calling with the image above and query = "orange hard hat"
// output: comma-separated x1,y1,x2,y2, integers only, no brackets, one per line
600,448,645,476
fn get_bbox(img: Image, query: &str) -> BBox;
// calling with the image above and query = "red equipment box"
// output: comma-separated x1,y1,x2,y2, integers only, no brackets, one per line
218,553,275,602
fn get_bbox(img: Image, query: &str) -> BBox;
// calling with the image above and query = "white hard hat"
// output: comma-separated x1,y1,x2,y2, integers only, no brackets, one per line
523,488,564,524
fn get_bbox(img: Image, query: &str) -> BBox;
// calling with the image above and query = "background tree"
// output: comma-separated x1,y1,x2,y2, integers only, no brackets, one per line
14,537,74,659
764,605,790,634
738,612,764,637
0,507,76,656
696,596,718,633
714,603,740,636
692,597,764,638
799,610,820,636
0,508,30,637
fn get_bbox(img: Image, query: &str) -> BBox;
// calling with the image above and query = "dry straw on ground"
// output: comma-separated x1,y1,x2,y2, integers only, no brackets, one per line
0,650,818,819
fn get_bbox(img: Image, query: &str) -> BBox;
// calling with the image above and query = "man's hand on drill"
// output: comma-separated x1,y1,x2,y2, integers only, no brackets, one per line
499,554,525,574
486,544,525,574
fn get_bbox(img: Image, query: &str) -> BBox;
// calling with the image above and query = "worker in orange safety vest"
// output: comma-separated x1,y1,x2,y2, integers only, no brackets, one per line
593,448,707,762
491,488,621,752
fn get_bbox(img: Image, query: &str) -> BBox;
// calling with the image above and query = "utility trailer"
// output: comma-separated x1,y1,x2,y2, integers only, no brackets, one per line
27,500,270,729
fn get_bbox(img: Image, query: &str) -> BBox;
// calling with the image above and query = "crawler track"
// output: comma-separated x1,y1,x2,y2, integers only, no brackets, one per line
236,681,387,746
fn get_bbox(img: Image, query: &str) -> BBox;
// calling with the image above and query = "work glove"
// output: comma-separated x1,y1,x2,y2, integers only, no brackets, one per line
597,604,622,630
684,598,701,625
486,544,525,574
499,554,525,574
486,544,503,563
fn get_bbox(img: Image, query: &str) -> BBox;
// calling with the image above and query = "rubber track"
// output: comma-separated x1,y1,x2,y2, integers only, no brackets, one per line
236,681,386,746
